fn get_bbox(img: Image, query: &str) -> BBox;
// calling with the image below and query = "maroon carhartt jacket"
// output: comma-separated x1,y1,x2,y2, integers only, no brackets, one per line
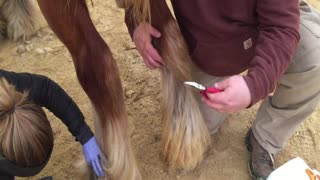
125,0,300,105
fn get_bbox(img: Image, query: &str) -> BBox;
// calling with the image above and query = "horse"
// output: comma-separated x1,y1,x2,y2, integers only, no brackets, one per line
5,0,211,178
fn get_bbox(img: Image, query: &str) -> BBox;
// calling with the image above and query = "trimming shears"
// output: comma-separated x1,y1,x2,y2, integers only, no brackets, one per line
184,81,222,98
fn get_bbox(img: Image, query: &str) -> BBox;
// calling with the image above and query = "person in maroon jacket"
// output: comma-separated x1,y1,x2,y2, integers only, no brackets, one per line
126,0,320,179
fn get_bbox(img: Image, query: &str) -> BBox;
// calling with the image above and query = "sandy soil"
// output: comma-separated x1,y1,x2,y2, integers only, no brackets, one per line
0,0,319,179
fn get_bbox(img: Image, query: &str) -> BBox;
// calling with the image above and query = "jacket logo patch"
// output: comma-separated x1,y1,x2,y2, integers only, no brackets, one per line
243,38,252,50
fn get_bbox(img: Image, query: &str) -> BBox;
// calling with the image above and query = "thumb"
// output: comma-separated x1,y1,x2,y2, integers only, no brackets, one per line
214,78,229,90
149,25,161,38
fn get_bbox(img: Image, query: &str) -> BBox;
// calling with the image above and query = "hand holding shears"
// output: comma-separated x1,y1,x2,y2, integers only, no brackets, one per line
184,75,252,112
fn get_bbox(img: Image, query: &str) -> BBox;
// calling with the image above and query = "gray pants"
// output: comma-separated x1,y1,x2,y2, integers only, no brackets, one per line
192,1,320,154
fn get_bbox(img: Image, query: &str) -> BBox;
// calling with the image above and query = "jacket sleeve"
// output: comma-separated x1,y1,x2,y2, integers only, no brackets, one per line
243,0,300,105
0,70,94,145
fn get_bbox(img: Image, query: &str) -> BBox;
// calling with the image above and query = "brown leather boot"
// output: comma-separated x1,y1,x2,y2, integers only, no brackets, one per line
246,129,275,180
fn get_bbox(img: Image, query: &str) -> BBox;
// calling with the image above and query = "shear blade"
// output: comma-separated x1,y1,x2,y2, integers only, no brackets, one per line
184,81,206,90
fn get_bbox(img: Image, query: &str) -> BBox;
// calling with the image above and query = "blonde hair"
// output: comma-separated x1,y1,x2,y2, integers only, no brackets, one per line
0,78,53,167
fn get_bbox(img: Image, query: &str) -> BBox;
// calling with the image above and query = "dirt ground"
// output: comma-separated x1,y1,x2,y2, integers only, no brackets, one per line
0,0,319,179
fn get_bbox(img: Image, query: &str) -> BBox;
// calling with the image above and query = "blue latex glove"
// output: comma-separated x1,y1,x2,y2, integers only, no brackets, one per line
82,136,105,177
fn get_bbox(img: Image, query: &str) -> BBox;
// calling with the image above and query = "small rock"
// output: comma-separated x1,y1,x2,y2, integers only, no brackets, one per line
44,36,53,41
36,31,42,37
154,134,161,142
16,45,26,54
25,44,33,52
128,116,135,136
35,48,45,54
24,40,31,44
44,47,53,53
125,90,135,98
123,42,131,49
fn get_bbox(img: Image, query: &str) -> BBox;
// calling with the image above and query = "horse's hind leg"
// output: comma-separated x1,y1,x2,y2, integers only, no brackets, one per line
147,0,211,171
37,0,141,179
1,0,41,41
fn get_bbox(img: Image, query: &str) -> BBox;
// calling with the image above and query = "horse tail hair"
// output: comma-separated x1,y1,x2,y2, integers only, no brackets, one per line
0,0,41,40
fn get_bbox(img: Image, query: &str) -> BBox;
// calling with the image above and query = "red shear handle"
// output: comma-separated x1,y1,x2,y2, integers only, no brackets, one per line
200,87,222,99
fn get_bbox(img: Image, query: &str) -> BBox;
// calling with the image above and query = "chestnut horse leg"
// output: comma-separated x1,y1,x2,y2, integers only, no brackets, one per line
152,0,211,170
124,0,211,171
37,0,141,179
154,1,211,170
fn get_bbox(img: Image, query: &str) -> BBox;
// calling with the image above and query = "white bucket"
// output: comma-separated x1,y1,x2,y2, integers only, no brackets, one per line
267,157,320,180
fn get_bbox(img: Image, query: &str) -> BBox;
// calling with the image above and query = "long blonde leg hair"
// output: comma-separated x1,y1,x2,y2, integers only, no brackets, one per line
119,0,211,171
159,20,210,170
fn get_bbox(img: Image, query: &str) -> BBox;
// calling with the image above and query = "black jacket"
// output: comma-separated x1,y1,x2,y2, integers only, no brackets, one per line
0,69,94,145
